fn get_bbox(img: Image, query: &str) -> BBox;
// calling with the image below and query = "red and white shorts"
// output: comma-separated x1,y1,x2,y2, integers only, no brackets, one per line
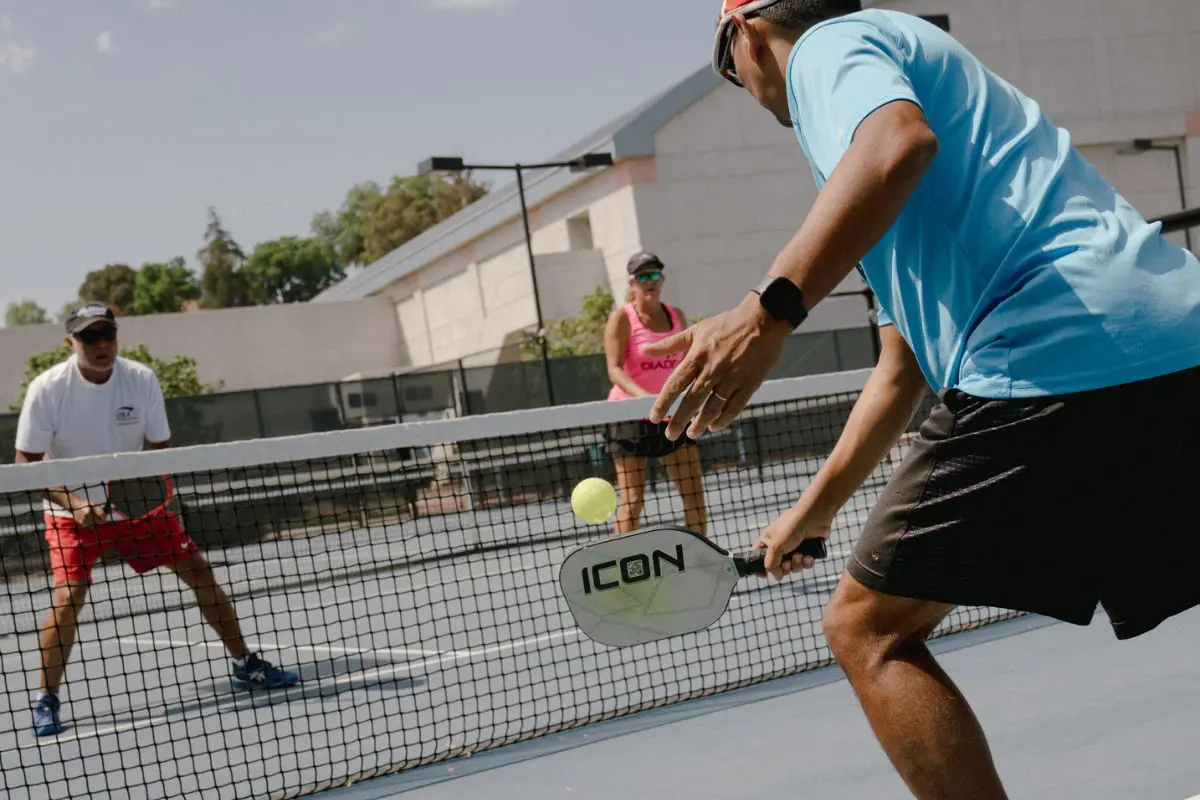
44,511,199,585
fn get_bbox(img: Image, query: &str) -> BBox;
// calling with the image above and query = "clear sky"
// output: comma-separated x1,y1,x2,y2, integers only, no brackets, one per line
0,0,718,318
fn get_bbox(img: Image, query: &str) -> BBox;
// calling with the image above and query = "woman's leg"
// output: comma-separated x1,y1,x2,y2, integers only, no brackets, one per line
660,444,708,536
612,454,646,535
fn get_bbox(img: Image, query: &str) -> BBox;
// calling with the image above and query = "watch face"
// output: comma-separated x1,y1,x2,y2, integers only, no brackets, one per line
758,277,806,327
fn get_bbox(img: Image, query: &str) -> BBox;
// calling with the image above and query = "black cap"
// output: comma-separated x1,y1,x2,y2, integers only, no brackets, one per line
626,251,664,276
65,302,118,335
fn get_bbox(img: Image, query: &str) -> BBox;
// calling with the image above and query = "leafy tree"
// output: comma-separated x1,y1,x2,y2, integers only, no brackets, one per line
11,342,222,411
521,286,615,359
240,236,345,304
5,300,49,326
121,344,222,397
311,181,383,268
197,207,257,308
132,257,202,315
311,173,488,269
79,264,138,314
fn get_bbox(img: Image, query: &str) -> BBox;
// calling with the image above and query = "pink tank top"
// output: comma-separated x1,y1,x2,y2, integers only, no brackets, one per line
608,303,683,401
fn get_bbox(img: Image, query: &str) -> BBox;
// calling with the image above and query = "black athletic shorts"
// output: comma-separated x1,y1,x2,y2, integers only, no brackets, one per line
848,363,1200,641
605,419,696,459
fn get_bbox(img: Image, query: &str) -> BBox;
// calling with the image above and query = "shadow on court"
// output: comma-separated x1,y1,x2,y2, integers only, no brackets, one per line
48,653,425,742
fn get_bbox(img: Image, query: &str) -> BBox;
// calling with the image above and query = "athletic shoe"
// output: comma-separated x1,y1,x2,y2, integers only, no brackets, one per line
231,653,300,691
33,693,64,737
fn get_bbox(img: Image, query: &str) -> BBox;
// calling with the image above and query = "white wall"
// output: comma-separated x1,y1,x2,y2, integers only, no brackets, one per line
0,297,407,408
535,250,610,321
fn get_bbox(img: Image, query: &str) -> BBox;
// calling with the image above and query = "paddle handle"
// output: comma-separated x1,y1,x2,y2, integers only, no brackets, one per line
734,538,828,577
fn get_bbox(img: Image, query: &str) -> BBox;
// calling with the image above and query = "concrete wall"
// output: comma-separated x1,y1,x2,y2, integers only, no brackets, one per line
0,297,406,408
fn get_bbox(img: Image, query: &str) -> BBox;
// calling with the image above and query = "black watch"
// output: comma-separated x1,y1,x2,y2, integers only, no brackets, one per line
752,276,808,329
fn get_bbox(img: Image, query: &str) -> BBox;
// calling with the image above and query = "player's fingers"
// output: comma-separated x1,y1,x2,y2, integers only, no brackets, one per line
664,371,715,441
649,354,703,424
686,389,728,440
707,386,752,432
640,327,692,357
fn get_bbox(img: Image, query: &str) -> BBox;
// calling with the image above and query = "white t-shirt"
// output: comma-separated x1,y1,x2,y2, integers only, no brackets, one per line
16,355,171,516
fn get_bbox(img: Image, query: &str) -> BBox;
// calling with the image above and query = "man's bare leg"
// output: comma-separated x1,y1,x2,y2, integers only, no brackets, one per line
823,571,1009,800
169,554,249,660
39,581,90,695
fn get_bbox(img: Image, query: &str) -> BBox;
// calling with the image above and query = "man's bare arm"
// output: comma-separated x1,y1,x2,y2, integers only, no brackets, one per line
796,325,929,522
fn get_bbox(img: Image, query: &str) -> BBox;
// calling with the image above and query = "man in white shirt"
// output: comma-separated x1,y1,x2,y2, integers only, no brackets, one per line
16,303,299,737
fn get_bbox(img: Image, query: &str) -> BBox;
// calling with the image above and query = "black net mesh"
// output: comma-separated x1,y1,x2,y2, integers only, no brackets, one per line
0,370,1021,800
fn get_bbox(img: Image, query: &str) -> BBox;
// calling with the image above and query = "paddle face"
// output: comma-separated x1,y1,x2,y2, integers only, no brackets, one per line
104,476,177,521
558,525,742,647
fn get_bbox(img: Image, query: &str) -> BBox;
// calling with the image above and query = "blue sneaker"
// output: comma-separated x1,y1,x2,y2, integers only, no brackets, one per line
33,693,64,737
231,653,299,691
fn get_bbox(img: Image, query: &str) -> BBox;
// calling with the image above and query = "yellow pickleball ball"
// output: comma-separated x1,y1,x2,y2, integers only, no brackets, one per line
571,477,617,524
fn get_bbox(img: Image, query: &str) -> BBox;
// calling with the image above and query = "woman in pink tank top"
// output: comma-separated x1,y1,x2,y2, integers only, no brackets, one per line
602,252,708,537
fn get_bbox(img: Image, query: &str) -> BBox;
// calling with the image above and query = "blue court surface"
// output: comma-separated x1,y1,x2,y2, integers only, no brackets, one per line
326,607,1200,800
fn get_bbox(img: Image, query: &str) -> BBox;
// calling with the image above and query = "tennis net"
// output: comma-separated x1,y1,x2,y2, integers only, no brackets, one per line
0,369,1020,800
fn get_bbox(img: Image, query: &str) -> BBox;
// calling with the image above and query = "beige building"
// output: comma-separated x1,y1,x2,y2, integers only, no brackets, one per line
315,0,1200,374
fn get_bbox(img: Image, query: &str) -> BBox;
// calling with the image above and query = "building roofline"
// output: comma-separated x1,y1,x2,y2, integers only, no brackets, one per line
313,64,722,303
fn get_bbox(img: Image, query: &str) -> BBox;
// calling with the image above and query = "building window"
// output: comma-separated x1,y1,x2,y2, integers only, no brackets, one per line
567,212,594,251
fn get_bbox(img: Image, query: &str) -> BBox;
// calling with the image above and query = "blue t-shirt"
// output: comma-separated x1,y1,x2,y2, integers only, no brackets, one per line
787,9,1200,398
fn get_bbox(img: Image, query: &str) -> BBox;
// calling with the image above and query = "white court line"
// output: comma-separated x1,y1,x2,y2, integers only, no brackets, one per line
30,628,578,747
102,637,444,658
290,560,560,602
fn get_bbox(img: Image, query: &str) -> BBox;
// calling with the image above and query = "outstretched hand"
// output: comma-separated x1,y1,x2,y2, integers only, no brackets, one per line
645,293,791,441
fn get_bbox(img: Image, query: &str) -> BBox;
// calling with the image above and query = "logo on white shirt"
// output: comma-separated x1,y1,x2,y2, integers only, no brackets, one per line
115,405,139,426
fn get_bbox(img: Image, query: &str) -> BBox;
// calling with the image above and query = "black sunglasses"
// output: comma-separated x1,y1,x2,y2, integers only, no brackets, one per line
74,326,117,345
715,11,761,88
633,270,664,284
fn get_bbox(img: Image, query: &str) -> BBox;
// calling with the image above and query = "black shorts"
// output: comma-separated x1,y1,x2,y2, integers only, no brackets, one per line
849,364,1200,641
606,419,696,459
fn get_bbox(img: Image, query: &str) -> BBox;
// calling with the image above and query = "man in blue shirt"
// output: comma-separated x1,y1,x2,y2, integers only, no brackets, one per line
642,1,1200,797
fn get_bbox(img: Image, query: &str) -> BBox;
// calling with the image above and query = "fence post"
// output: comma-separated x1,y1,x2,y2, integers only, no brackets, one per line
251,390,267,439
391,373,405,421
457,360,471,415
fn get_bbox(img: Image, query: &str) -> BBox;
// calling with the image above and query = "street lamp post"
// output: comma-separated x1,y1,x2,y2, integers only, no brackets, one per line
1116,138,1193,252
418,152,614,406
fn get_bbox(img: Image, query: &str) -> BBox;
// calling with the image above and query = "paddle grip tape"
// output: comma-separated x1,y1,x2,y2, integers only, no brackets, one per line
734,538,828,576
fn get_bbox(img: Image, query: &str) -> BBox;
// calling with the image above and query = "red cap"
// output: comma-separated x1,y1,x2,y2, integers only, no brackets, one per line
719,0,769,14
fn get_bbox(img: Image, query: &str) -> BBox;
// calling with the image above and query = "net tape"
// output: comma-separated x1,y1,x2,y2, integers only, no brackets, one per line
0,369,1022,800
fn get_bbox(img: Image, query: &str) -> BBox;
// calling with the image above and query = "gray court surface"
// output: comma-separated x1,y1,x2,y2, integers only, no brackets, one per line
0,454,893,800
6,440,1189,800
333,609,1200,800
